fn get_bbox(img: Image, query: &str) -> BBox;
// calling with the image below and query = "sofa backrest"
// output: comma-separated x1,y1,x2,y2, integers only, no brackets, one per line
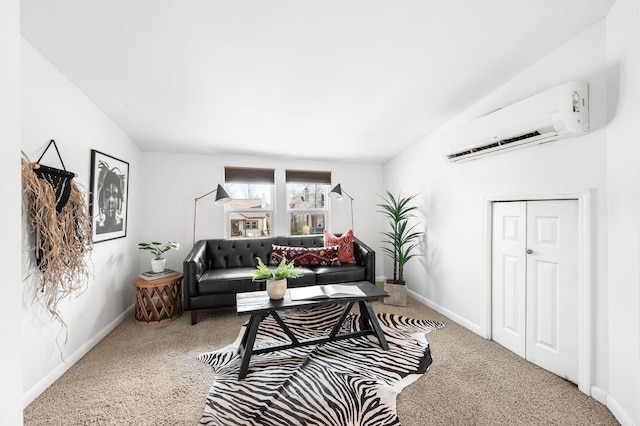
273,235,326,248
206,237,275,269
205,235,342,269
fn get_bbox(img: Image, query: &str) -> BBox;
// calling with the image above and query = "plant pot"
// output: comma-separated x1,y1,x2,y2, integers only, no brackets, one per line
384,280,407,306
151,258,166,273
266,279,287,300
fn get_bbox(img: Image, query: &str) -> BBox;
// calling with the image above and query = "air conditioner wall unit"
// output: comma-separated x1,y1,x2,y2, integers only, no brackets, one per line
441,81,589,162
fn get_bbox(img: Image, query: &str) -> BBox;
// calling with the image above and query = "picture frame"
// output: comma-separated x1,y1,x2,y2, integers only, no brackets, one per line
89,150,129,243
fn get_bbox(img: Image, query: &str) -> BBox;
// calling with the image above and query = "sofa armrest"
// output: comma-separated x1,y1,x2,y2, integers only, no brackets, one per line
182,240,208,310
353,236,375,284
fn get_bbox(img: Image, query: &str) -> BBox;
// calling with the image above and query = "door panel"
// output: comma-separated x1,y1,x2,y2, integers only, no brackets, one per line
502,255,520,332
531,260,559,350
492,202,526,358
525,200,578,383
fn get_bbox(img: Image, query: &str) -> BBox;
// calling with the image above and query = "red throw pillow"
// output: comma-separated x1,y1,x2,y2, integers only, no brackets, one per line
270,245,340,267
323,229,356,264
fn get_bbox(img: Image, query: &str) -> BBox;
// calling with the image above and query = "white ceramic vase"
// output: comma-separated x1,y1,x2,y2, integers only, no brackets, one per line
151,258,166,273
266,279,287,300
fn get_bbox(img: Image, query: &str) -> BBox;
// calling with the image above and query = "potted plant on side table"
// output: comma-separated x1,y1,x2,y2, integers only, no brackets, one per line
252,257,302,300
137,241,180,272
377,191,424,306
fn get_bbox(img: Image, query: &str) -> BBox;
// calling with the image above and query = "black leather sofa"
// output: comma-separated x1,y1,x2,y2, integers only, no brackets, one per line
183,234,375,324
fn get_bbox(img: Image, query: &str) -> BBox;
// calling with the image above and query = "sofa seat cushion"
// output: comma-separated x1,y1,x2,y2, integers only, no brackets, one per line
286,267,317,288
314,264,366,285
199,267,262,295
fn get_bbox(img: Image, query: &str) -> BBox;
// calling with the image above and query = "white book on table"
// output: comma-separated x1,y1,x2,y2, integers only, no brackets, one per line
289,284,365,301
138,269,179,281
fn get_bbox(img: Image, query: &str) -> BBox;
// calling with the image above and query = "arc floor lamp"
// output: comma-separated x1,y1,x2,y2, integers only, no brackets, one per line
193,184,231,245
330,183,354,231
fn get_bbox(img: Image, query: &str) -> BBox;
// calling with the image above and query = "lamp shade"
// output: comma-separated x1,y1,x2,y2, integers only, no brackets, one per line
213,184,231,203
330,184,344,200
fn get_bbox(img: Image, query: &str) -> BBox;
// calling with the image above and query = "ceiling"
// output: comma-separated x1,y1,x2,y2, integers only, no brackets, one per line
21,0,615,163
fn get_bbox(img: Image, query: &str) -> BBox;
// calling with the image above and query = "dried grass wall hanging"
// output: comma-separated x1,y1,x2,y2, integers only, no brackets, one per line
21,140,93,327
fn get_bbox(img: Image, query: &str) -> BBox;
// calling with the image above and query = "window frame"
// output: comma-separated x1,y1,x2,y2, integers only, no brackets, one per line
224,167,275,239
285,170,331,236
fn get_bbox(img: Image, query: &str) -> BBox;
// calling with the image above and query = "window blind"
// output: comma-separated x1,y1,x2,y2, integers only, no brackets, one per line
285,169,331,184
225,167,275,184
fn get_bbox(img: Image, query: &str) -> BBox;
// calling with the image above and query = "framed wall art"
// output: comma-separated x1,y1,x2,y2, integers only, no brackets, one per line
89,150,129,243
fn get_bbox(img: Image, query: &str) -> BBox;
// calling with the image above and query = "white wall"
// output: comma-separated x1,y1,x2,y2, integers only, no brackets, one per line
138,152,385,277
20,39,143,406
383,6,640,424
385,17,608,333
605,0,640,424
0,0,23,423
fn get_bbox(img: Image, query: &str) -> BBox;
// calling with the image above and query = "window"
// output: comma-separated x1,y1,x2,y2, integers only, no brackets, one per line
225,167,274,238
286,169,331,235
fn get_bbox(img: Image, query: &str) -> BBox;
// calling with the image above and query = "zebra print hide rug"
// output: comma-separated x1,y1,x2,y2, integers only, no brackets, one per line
197,304,444,426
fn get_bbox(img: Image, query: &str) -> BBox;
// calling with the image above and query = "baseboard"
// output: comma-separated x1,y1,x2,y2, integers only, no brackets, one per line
590,386,607,405
22,304,134,408
407,289,484,337
606,394,636,426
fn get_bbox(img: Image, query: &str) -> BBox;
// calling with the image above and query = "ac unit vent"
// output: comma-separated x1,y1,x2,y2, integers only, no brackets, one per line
446,131,543,160
501,131,542,145
441,82,589,162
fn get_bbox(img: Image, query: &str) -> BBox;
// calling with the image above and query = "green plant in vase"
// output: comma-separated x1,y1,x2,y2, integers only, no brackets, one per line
252,258,301,281
377,191,424,306
252,258,302,300
137,241,180,272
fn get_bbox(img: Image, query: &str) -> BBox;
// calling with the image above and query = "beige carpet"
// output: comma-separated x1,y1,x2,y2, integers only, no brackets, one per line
24,294,619,425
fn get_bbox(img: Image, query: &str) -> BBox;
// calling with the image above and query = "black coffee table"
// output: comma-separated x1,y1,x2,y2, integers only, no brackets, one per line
235,281,389,379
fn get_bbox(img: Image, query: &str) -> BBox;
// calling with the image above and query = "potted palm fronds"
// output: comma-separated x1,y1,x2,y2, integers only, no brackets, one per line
377,191,423,306
252,258,302,300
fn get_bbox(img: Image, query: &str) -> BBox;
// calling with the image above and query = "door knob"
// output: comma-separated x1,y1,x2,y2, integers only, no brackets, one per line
526,249,533,254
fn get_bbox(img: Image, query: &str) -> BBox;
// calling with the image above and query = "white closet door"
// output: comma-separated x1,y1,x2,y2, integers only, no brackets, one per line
492,200,579,384
525,200,579,383
492,201,527,358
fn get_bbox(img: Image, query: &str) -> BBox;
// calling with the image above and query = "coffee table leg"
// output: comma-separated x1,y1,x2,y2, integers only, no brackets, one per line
360,301,389,350
270,311,299,345
238,313,263,379
329,302,355,338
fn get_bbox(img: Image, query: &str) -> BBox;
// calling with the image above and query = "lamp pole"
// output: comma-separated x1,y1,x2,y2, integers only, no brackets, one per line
330,184,354,231
343,189,354,232
192,184,231,245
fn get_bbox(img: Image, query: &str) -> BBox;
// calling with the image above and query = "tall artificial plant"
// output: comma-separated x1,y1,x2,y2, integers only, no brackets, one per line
377,191,423,284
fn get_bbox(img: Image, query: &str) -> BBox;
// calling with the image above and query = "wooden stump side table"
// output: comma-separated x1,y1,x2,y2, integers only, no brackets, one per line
133,272,183,325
